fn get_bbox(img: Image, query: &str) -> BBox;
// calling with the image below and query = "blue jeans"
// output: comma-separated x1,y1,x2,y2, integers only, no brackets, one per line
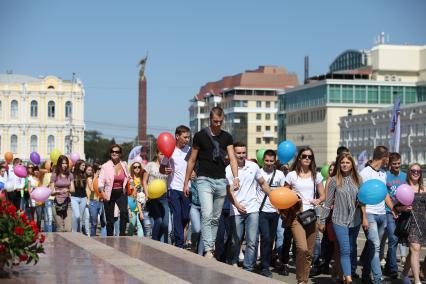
362,213,387,283
190,205,204,255
128,212,143,236
333,224,360,276
258,212,279,271
89,200,106,237
313,232,321,265
384,212,398,273
71,196,87,233
169,189,190,248
196,176,227,252
43,199,54,232
148,194,170,243
230,212,259,271
275,218,284,258
215,209,232,262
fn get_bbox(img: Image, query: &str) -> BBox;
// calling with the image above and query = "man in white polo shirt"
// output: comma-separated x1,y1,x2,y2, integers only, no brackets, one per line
226,142,272,272
359,146,396,284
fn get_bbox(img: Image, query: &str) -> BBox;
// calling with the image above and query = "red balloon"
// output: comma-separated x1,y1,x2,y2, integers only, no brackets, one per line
157,132,176,158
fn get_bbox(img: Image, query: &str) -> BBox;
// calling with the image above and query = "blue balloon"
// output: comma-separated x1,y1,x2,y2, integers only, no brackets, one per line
358,179,387,205
0,181,4,190
277,140,296,164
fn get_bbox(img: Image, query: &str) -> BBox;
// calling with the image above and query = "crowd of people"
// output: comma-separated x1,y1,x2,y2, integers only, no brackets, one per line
1,106,425,284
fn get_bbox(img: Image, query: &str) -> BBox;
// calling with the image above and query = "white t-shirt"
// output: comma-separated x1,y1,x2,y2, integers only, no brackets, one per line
161,145,191,191
8,167,25,190
145,162,168,185
359,165,387,215
226,160,262,216
285,171,323,212
257,169,286,213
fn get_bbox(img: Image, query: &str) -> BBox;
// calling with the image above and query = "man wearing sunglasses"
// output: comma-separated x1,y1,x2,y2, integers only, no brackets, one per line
160,125,191,248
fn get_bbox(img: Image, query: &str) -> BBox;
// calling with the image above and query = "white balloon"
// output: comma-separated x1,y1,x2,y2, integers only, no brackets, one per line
5,181,14,192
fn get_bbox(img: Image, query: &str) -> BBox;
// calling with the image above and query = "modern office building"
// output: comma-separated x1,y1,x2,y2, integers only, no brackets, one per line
278,42,426,165
339,100,426,165
189,66,299,157
0,73,85,161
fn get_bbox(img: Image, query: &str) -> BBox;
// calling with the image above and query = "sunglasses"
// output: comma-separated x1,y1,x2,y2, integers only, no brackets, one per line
133,166,141,169
410,169,421,175
111,150,121,154
301,154,313,160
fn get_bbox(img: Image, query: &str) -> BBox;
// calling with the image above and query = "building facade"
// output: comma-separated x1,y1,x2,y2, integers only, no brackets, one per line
339,100,426,165
189,66,298,158
278,43,426,165
0,74,85,161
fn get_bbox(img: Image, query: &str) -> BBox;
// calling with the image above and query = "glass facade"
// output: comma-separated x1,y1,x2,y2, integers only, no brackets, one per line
329,50,367,73
284,85,327,110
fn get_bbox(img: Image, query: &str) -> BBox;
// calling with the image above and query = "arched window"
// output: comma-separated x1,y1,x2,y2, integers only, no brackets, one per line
47,135,55,153
48,101,55,118
10,135,18,153
11,100,18,118
30,100,38,118
30,135,38,152
65,101,72,118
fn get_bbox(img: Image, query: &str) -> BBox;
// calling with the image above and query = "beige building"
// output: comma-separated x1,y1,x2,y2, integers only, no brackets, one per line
0,73,85,161
189,66,298,158
278,42,426,165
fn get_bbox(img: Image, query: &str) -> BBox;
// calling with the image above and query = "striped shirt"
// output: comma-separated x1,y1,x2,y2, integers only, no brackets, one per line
320,176,361,227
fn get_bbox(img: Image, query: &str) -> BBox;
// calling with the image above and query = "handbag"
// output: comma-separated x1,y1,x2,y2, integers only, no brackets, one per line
259,169,276,212
297,178,317,226
394,211,411,239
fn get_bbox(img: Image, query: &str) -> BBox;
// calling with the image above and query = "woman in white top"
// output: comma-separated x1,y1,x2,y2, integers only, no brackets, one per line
284,147,324,284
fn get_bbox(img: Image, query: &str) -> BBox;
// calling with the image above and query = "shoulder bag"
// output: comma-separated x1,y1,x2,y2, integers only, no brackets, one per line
259,169,276,212
297,176,317,226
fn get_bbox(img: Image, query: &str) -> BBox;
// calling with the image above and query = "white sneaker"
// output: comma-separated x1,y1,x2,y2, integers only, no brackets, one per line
380,258,386,266
204,251,214,259
239,251,244,262
401,256,406,265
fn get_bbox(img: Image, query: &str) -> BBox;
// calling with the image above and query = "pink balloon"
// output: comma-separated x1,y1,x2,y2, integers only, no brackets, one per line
70,152,80,164
31,187,52,202
13,165,27,178
395,184,415,206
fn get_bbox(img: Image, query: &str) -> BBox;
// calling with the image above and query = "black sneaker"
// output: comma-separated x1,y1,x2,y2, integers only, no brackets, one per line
309,265,320,277
361,276,374,284
279,264,290,276
260,269,272,278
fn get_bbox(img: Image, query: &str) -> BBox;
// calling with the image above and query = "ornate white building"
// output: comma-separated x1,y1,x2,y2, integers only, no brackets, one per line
0,74,85,161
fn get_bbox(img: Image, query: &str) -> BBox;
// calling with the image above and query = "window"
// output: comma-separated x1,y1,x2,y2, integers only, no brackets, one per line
274,126,278,132
10,135,17,153
256,125,261,132
47,135,55,153
30,135,38,152
30,100,38,118
265,113,271,120
380,86,391,104
329,85,341,103
266,126,271,131
342,85,353,103
256,101,262,108
355,86,366,103
48,101,55,118
256,138,261,144
266,101,271,108
368,109,373,114
256,113,261,120
367,86,379,103
65,101,72,118
264,137,272,144
11,100,18,118
348,109,353,116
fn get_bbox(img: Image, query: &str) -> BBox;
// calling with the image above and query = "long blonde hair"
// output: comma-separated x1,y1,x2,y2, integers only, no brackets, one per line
335,153,362,188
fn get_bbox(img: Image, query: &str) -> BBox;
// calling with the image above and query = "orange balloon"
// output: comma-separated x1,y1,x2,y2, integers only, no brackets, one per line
93,176,101,198
44,160,52,171
269,187,299,209
4,152,13,164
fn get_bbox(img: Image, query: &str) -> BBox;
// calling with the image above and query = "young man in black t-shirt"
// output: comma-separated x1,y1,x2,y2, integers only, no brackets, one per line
184,107,239,258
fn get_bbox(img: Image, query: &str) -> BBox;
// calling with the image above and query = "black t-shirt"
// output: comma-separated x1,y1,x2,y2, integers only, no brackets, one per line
192,129,233,179
72,178,87,198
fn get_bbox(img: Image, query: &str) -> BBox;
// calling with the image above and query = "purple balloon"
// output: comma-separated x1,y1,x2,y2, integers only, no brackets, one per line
31,186,52,202
30,152,41,165
395,184,414,206
70,152,80,164
13,165,27,178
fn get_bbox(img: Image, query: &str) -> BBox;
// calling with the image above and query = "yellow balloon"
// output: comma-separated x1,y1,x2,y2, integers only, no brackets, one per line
148,179,167,199
50,148,62,165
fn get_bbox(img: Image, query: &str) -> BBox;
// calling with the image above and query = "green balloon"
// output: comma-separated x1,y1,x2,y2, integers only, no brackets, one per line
321,164,330,178
256,149,266,167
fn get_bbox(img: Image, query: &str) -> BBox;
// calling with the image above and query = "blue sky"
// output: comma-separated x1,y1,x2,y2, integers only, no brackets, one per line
1,1,425,142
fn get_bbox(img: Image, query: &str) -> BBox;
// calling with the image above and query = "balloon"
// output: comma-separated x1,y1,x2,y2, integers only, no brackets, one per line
30,152,41,165
157,132,176,158
93,176,101,198
256,149,266,167
358,179,388,205
277,141,296,164
321,165,330,178
5,180,14,192
148,179,167,199
4,152,13,164
44,160,52,171
50,148,62,165
269,187,299,209
70,152,80,164
395,184,415,206
14,165,27,178
31,186,52,202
